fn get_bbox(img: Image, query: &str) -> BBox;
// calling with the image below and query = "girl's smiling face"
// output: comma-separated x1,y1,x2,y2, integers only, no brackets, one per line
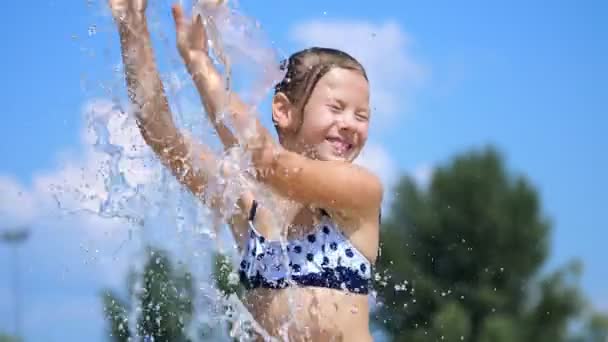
273,67,371,163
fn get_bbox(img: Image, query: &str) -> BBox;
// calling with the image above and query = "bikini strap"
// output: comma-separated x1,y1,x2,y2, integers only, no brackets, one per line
319,208,330,217
248,200,258,222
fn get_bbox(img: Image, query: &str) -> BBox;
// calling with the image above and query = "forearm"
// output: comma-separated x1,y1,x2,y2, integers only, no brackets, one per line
117,19,180,153
116,19,210,196
187,56,268,147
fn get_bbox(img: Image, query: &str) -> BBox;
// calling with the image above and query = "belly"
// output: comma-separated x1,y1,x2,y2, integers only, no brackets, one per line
243,287,372,341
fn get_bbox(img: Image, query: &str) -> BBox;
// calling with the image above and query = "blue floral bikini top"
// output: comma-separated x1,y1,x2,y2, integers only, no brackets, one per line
239,201,373,294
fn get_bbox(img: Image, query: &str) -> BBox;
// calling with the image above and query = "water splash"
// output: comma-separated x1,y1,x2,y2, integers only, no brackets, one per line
50,0,291,340
193,0,285,142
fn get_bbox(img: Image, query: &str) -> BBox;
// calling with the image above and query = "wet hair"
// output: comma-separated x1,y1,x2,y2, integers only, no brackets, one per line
273,47,368,128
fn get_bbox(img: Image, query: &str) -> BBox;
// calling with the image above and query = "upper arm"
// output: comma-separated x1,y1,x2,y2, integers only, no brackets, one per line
152,131,215,198
154,131,254,246
265,150,384,219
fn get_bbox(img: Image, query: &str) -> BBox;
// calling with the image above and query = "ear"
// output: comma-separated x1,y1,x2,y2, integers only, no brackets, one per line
272,92,296,132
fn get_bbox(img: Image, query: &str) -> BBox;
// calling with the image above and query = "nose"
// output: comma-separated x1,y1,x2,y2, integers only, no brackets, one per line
336,111,357,132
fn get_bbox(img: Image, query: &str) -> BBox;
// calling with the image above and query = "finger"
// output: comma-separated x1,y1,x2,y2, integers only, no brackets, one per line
171,3,186,32
190,14,207,51
172,3,190,50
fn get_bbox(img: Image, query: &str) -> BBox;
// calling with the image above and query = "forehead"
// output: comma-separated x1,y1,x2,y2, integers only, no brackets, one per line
311,67,370,106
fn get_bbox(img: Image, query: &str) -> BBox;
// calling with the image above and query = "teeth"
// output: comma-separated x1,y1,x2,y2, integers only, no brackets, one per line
327,138,349,154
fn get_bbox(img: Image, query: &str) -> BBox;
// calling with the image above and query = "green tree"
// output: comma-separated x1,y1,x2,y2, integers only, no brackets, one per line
586,313,608,342
213,252,243,298
0,333,20,342
102,247,195,341
102,248,244,341
569,311,608,342
374,146,583,341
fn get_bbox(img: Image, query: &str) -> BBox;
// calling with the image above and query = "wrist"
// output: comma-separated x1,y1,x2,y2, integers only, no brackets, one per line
117,15,148,36
187,54,209,75
266,146,288,180
188,55,214,77
189,57,224,91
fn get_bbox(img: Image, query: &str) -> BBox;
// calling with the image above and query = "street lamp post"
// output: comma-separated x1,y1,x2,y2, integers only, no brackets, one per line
1,227,30,341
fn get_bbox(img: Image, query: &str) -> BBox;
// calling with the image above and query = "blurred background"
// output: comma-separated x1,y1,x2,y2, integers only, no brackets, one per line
0,0,606,341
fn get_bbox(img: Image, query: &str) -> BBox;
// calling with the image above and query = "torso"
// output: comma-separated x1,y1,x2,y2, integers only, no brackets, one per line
244,287,372,341
235,200,378,341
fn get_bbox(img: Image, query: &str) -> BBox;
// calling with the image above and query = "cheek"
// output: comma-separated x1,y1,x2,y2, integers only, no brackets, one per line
297,111,333,142
356,122,370,142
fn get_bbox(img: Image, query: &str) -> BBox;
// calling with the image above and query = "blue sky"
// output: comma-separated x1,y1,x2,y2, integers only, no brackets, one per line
0,0,606,340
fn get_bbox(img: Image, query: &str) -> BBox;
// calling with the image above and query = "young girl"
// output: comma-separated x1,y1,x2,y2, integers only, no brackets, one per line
109,0,382,340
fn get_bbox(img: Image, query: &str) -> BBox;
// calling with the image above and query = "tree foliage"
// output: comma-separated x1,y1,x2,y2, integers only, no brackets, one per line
101,248,242,341
0,333,20,342
374,146,584,341
102,247,195,341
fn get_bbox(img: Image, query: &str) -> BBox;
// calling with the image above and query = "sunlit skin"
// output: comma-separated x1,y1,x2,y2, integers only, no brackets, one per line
108,0,381,340
246,68,374,342
273,68,371,164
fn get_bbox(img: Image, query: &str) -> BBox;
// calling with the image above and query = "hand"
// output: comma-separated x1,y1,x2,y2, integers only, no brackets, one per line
108,0,147,25
172,4,209,67
248,131,283,180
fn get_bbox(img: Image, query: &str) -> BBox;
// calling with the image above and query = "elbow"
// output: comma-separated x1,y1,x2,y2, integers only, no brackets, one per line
366,174,384,211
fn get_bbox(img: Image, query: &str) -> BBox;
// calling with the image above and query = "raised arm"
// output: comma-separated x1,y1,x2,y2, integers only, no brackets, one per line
109,0,217,202
170,4,381,221
171,4,273,150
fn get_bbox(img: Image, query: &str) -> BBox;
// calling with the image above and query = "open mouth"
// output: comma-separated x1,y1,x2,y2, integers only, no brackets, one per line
325,137,353,155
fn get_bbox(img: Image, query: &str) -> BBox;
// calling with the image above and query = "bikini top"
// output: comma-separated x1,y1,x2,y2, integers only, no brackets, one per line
239,201,373,294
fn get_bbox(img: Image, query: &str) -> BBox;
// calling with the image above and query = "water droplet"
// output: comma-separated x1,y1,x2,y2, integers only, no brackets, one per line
88,25,97,36
227,272,239,286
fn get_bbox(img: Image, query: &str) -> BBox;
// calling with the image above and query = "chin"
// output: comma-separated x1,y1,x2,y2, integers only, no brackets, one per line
313,144,361,163
320,151,359,163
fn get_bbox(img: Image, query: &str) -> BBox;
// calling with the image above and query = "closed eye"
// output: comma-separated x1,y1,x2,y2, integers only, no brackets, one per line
356,113,369,121
355,108,370,120
328,103,343,113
